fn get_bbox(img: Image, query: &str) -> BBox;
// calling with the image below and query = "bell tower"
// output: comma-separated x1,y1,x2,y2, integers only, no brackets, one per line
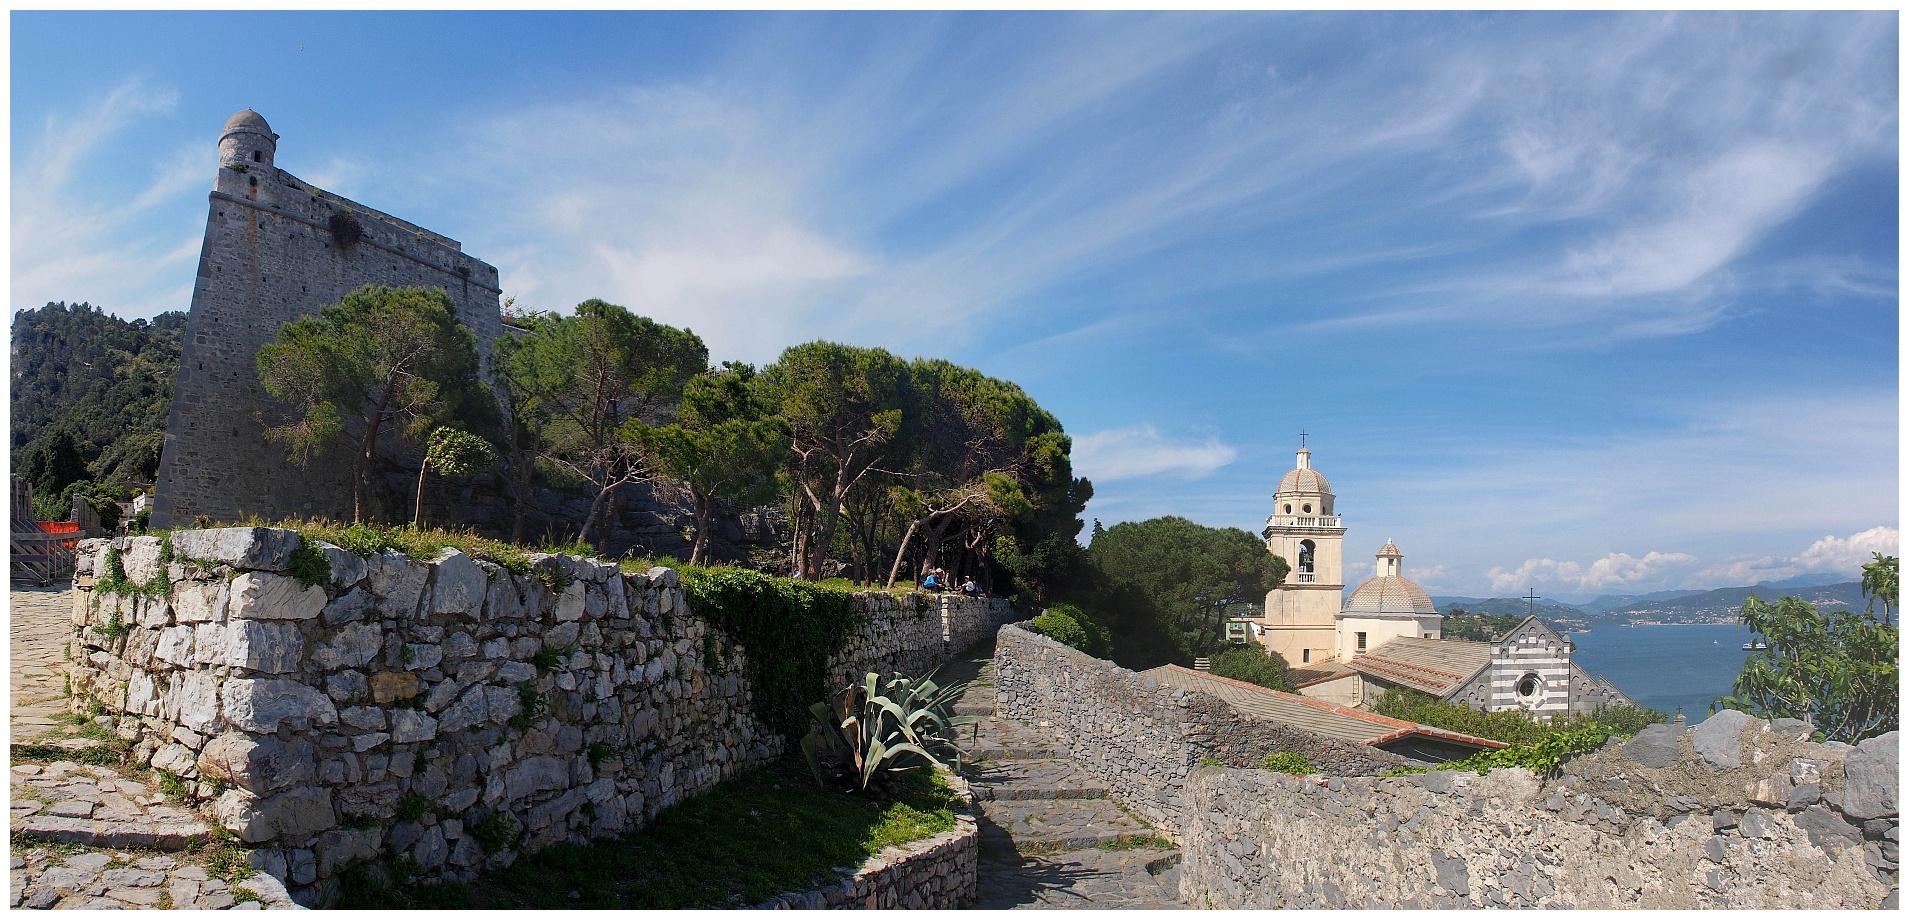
1258,437,1347,669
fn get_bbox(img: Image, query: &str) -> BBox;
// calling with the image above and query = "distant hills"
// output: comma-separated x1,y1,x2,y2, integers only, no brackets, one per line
1435,578,1868,630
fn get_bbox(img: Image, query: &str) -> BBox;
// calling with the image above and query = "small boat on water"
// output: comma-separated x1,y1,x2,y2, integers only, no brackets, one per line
1742,640,1769,651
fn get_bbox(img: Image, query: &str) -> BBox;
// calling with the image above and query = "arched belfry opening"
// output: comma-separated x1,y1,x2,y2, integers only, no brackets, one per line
1298,540,1316,576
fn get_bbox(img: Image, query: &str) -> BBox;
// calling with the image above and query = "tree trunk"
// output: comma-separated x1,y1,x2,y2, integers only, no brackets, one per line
886,518,922,588
413,457,430,527
689,491,713,566
353,399,389,524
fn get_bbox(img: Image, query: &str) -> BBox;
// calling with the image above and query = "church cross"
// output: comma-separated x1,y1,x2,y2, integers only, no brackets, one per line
1299,430,1308,447
1524,588,1541,618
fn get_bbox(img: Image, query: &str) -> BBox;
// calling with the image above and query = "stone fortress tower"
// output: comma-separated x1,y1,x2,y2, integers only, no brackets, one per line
1257,442,1346,668
1334,539,1442,661
149,110,504,529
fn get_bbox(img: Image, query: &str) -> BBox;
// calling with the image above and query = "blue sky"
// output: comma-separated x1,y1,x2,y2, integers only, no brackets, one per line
11,11,1900,598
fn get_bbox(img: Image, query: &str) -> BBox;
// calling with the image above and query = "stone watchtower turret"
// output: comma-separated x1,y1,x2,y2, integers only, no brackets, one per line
149,110,504,529
218,109,278,170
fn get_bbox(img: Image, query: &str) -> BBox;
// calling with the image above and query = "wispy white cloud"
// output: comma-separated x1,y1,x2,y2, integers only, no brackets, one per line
1489,551,1699,593
1072,424,1236,482
11,79,207,317
1689,526,1900,587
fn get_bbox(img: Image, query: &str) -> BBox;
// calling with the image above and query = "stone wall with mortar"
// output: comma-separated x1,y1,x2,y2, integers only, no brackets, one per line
65,528,1018,907
1178,715,1898,909
992,625,1408,835
750,772,979,910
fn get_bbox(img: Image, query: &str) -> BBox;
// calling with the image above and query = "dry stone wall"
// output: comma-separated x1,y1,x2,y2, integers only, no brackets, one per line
66,528,1018,907
992,625,1407,834
1179,718,1898,909
751,773,979,910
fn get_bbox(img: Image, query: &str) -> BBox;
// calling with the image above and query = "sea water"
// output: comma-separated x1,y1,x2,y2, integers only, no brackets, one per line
1568,622,1756,719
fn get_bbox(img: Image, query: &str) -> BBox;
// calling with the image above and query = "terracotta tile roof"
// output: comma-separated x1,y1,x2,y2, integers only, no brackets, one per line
1346,636,1494,697
1142,665,1503,751
1276,467,1331,495
1289,662,1356,688
1342,575,1437,615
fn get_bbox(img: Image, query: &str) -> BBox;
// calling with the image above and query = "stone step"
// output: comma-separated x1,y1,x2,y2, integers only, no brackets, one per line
975,796,1155,849
967,759,1109,801
15,814,212,851
952,701,995,716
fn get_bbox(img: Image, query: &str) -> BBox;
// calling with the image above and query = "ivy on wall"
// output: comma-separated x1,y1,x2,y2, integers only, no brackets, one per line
682,567,865,740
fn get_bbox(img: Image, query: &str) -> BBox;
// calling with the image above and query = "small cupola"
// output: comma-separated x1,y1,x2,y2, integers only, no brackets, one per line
219,109,278,170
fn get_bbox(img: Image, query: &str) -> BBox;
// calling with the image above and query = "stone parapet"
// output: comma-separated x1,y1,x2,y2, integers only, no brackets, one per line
66,529,1018,907
1178,721,1899,909
752,772,979,910
992,625,1407,836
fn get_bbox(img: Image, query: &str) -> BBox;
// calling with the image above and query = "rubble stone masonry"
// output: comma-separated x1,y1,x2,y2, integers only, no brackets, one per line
66,528,1018,906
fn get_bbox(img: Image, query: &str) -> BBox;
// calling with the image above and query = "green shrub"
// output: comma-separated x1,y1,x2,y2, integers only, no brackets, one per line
587,742,614,768
286,542,332,589
1026,608,1090,651
396,793,433,822
473,812,520,854
681,567,863,741
1208,644,1295,692
1261,752,1318,775
530,646,564,672
801,670,972,793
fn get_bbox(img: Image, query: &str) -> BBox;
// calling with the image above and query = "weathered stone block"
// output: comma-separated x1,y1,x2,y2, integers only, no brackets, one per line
198,733,314,795
229,573,325,621
171,528,303,572
314,623,383,671
173,670,222,733
369,549,427,616
1621,724,1683,769
391,709,438,744
430,550,487,614
224,620,303,673
122,537,166,583
173,582,227,623
1843,731,1898,820
370,671,422,704
1688,710,1759,769
153,626,195,668
214,786,335,843
322,587,374,626
553,583,586,622
317,543,368,588
506,755,569,802
223,677,338,732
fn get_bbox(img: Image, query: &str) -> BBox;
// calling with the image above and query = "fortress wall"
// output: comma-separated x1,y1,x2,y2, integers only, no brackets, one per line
65,529,1017,906
151,157,503,530
992,626,1408,835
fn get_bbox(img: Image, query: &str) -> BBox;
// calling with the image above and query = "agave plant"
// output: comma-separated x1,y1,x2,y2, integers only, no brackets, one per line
801,669,975,793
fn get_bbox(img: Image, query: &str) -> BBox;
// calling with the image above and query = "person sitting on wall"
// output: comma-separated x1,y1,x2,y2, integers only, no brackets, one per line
960,576,982,597
922,570,941,592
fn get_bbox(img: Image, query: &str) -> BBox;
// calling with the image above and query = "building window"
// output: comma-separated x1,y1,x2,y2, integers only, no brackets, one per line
1356,632,1367,652
252,150,261,162
1303,503,1312,513
1302,649,1310,663
1284,504,1292,514
1516,672,1542,703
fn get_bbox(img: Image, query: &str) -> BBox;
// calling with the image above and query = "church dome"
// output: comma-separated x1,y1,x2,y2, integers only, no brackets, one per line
1275,446,1331,495
1343,576,1435,615
1277,467,1330,494
1343,541,1434,615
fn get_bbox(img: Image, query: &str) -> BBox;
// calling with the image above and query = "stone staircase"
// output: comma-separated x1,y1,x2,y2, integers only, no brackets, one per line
939,639,1183,910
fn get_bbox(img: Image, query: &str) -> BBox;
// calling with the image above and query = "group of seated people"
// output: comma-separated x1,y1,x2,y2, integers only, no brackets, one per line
920,568,985,597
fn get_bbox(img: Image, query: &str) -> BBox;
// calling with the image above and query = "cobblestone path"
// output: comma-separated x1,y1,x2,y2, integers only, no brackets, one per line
8,588,301,910
11,587,74,740
942,640,1183,909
